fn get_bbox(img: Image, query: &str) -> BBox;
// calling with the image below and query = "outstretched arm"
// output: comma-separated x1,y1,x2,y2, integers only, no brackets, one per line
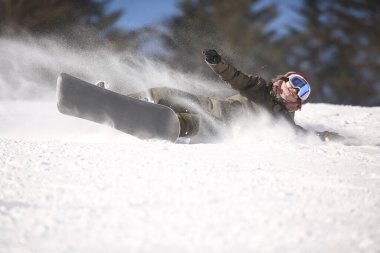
203,49,266,92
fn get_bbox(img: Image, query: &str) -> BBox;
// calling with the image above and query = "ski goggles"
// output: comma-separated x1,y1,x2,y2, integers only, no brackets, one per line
287,74,311,101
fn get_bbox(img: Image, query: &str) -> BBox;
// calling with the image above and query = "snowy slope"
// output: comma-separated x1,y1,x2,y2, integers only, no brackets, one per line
0,101,379,253
1,37,379,253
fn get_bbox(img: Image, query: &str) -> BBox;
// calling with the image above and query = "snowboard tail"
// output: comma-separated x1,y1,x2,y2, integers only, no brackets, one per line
56,73,180,142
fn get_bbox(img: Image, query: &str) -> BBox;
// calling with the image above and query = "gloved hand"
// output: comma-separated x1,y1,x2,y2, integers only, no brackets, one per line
202,49,221,64
317,131,345,142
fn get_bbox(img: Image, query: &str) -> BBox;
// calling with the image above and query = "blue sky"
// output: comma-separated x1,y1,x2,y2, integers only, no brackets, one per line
108,0,303,37
108,0,180,30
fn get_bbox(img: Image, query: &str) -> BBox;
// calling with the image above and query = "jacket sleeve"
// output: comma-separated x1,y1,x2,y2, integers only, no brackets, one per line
206,58,266,92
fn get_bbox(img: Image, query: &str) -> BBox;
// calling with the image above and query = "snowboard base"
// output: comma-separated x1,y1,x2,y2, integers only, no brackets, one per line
56,73,180,142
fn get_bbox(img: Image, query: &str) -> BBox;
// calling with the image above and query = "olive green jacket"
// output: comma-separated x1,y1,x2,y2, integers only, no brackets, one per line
207,58,299,127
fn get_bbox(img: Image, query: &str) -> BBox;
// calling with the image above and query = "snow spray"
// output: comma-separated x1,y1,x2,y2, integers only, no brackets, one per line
0,36,225,142
0,36,323,144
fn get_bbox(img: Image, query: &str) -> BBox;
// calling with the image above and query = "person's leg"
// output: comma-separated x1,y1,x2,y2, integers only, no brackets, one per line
129,87,224,115
177,113,199,137
128,87,228,138
149,87,203,113
128,88,202,137
128,87,202,111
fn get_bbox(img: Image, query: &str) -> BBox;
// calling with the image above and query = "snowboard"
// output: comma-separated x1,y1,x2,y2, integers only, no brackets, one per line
56,73,180,142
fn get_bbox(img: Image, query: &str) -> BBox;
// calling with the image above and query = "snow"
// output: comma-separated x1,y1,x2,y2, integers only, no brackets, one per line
0,37,380,253
1,101,379,253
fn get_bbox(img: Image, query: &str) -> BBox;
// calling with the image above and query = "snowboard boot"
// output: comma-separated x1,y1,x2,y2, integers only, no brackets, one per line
177,112,199,137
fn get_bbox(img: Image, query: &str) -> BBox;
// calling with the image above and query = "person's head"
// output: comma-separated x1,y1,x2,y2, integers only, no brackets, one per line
272,72,311,112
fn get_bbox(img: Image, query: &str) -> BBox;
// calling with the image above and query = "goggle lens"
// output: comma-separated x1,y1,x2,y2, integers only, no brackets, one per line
288,75,311,101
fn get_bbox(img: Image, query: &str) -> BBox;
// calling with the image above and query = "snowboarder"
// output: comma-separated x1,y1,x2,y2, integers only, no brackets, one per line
128,49,342,141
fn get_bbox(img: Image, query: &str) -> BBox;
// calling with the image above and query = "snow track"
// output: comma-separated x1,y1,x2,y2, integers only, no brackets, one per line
1,101,380,253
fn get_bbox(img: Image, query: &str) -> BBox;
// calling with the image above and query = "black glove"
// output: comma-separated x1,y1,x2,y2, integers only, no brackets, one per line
317,131,345,142
202,49,221,64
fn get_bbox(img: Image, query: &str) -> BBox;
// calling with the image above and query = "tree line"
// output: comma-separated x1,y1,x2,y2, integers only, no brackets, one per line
0,0,379,105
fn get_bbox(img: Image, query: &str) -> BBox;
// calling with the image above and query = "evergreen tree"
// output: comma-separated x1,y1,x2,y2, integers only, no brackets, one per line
0,0,132,49
161,0,281,78
286,0,380,105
